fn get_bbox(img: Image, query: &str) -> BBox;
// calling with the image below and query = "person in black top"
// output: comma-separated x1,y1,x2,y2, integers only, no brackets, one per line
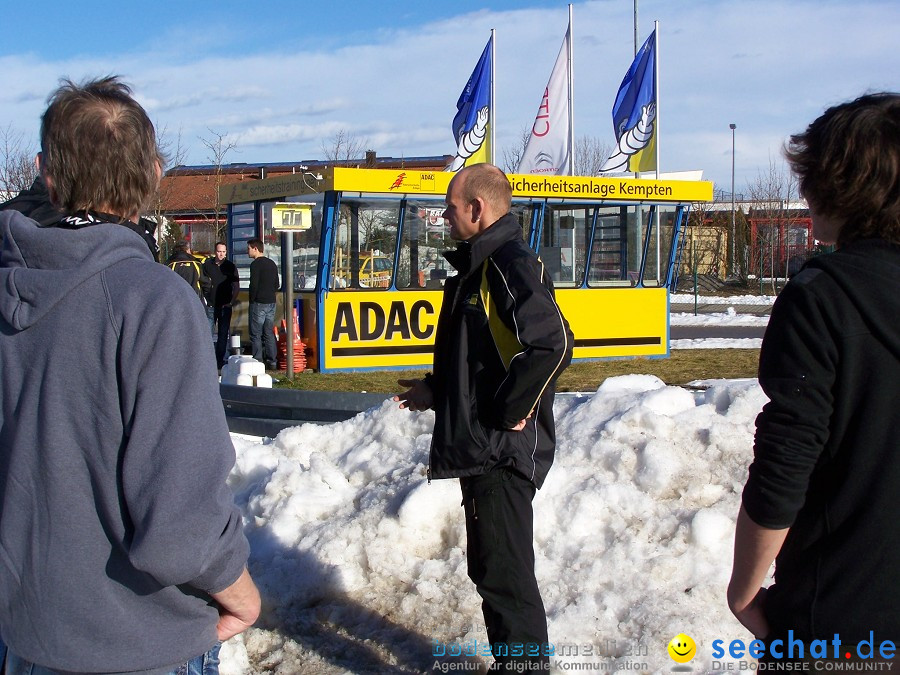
247,237,279,369
165,240,209,305
0,175,64,226
203,241,240,367
394,164,573,673
1,175,160,260
728,93,900,658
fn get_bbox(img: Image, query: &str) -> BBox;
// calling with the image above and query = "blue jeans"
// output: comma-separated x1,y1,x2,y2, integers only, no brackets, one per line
2,642,220,675
206,305,233,366
249,302,276,365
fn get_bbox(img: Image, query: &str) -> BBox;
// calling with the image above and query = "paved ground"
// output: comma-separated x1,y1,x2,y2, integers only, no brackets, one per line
670,324,766,339
670,302,772,317
669,301,771,340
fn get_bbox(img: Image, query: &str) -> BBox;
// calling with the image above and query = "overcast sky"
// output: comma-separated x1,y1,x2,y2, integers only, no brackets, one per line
1,0,897,196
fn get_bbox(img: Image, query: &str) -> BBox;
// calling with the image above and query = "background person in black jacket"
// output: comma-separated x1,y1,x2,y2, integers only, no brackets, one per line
166,240,209,304
203,241,240,367
1,174,160,261
0,175,63,226
728,93,900,658
247,237,280,369
395,163,573,673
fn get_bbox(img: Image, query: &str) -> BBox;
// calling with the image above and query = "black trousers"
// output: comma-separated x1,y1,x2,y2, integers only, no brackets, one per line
460,468,550,673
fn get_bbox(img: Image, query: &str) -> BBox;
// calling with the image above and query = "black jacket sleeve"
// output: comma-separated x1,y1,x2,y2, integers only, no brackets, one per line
742,273,837,528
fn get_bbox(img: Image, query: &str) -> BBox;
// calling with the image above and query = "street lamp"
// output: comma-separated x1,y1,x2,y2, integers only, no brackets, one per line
729,123,737,277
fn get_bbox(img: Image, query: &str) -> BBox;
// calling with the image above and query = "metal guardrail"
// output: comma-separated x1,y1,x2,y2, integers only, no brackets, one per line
220,384,390,437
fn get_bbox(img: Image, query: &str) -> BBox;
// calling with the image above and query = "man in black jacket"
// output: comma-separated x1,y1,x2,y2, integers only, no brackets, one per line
395,163,573,673
728,93,900,660
203,241,240,367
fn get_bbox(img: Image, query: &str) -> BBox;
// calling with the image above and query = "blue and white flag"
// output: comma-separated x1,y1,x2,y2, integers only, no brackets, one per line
600,29,657,173
447,35,493,172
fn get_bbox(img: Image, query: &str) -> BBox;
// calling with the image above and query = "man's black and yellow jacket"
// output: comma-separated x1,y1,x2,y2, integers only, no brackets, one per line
425,213,573,489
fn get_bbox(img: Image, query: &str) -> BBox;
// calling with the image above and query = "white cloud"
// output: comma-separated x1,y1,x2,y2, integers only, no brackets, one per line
0,1,897,193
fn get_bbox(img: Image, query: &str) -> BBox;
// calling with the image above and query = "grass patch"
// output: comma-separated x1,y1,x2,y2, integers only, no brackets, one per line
273,349,759,393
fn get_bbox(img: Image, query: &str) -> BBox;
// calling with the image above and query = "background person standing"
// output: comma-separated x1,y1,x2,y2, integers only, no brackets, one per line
166,239,209,304
247,237,279,369
203,241,240,367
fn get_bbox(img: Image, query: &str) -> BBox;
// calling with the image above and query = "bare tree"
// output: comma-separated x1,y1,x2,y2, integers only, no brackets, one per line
1,124,39,199
321,130,369,162
747,158,800,294
151,125,190,259
501,126,532,174
199,128,238,242
574,135,613,176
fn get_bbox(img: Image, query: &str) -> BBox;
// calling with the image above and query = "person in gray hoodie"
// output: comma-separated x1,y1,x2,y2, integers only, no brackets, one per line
0,77,259,674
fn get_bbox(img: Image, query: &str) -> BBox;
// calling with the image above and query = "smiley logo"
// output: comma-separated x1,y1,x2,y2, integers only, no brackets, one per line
667,633,696,663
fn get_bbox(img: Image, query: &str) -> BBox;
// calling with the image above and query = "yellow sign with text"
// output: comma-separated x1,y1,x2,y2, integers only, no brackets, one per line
320,286,668,371
323,291,442,371
223,167,712,206
328,168,711,202
271,202,314,230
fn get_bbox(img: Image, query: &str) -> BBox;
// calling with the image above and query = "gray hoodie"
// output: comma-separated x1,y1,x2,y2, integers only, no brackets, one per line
0,211,249,673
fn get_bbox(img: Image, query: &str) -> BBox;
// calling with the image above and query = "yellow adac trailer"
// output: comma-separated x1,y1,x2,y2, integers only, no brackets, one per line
222,167,712,372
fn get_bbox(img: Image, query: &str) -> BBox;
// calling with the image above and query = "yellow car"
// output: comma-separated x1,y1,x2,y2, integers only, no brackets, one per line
333,254,392,289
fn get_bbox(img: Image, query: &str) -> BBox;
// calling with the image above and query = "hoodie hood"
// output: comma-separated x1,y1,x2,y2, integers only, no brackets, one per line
0,209,152,331
805,238,900,360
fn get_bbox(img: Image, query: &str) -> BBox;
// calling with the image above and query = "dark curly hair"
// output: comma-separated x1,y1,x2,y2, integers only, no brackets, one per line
784,92,900,246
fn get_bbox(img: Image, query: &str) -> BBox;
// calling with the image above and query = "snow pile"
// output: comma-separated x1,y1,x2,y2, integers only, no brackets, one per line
223,376,769,674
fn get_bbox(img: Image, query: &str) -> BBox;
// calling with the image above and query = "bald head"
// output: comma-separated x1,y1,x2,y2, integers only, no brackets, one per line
443,163,512,241
456,163,512,215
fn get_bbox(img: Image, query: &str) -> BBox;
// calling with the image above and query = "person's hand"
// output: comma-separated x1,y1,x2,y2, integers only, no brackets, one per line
727,585,770,639
393,378,433,412
507,411,533,432
210,568,261,641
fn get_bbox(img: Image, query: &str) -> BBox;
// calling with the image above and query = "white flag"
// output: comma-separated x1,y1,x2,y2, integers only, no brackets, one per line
517,29,572,175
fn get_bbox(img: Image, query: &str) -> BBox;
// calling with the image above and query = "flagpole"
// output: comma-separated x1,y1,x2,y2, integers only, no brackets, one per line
632,2,639,180
654,20,661,282
567,4,575,175
654,20,660,180
634,0,639,56
490,28,496,166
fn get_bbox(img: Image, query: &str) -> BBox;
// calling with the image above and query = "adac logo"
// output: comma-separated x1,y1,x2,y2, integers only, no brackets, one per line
668,633,696,670
389,173,407,190
386,172,435,192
